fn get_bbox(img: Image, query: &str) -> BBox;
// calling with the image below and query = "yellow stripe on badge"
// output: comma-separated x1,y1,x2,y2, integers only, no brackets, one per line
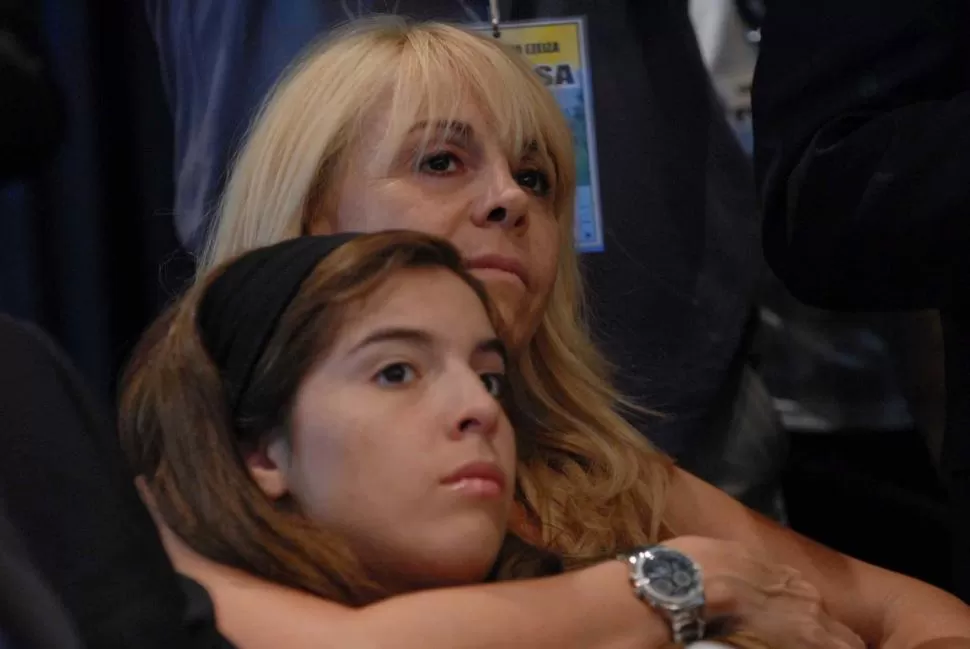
484,22,582,89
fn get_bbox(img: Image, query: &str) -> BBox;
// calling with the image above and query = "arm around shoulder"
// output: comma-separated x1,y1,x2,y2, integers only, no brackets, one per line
187,558,670,649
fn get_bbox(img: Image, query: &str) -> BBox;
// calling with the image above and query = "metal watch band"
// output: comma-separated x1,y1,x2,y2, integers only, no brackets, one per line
670,609,706,645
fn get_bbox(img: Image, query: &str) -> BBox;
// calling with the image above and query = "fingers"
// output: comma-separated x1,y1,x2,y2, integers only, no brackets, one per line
820,615,867,649
722,572,863,649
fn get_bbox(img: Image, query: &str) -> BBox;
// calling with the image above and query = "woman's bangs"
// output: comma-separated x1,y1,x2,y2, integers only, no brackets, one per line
375,60,472,170
475,64,559,181
373,31,564,187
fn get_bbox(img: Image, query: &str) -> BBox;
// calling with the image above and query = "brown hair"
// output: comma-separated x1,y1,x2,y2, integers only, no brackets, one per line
119,230,558,606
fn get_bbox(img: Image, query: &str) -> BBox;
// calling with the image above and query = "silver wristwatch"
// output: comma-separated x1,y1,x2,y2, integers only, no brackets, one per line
617,545,706,645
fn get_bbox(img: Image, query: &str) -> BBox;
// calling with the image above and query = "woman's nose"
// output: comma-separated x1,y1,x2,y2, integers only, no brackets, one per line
449,372,502,440
471,165,530,232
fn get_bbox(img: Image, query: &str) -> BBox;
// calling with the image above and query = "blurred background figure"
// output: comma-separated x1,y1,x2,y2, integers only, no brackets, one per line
692,0,953,591
0,0,183,402
1,0,65,323
0,0,63,179
753,0,967,598
689,0,759,154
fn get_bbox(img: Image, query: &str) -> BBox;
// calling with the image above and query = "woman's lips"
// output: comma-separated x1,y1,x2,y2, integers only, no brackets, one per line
441,460,507,498
465,254,529,288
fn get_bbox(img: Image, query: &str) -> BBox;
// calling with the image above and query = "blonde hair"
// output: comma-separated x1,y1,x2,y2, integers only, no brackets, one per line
203,17,673,562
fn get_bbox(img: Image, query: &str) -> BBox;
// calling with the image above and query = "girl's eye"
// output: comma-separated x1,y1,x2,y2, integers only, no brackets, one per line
480,373,508,398
375,363,417,387
419,152,460,174
515,169,551,196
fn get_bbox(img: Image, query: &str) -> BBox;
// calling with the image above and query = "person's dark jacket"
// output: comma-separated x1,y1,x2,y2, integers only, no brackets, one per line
753,0,970,599
0,0,63,180
0,502,82,649
0,315,233,648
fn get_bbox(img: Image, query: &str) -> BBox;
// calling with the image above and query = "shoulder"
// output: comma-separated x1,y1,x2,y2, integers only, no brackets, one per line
0,315,59,359
0,315,103,427
0,315,85,407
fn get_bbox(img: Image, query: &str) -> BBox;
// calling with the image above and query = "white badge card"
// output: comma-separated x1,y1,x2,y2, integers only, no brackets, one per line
478,17,605,253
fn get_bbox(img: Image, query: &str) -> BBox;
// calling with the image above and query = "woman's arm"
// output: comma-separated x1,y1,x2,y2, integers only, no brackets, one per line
151,478,672,649
666,468,970,649
164,501,865,649
179,556,666,649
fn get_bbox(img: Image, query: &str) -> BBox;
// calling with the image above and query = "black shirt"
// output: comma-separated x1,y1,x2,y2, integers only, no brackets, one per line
753,0,970,599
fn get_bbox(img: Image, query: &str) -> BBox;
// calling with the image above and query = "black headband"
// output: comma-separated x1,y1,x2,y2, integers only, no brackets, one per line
196,233,361,415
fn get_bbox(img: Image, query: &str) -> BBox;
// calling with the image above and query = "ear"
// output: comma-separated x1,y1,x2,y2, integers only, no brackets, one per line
244,435,291,501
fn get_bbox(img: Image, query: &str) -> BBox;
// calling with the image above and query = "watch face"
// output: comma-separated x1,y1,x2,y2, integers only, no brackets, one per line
638,547,702,605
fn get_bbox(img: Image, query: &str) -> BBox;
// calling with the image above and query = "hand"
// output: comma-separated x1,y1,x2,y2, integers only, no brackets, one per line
664,536,865,649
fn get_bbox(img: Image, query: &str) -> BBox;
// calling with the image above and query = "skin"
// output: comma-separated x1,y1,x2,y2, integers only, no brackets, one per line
326,102,560,351
246,268,516,593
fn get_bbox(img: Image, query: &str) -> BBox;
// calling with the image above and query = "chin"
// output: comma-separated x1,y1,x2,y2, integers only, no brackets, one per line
364,546,501,596
420,552,499,589
401,526,507,589
489,299,536,351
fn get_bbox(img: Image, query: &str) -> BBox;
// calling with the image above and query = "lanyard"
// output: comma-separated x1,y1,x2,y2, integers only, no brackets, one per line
489,0,501,38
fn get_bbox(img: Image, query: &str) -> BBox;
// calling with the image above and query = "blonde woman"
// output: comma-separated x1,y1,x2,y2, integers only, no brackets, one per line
146,0,783,515
160,18,970,649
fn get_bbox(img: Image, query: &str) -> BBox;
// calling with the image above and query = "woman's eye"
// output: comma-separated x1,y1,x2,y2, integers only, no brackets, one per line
515,169,551,196
375,363,417,387
419,152,460,174
480,373,508,398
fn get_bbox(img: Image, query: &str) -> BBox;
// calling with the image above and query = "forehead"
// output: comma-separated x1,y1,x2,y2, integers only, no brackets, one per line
334,267,496,345
358,98,494,156
351,55,558,172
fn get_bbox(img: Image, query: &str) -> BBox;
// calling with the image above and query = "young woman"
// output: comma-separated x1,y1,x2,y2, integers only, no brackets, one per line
122,232,543,600
121,230,746,647
165,18,969,649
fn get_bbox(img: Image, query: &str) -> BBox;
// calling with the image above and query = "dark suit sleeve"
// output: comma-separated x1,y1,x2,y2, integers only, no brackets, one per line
0,315,233,648
0,0,64,179
0,503,82,649
752,0,970,311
